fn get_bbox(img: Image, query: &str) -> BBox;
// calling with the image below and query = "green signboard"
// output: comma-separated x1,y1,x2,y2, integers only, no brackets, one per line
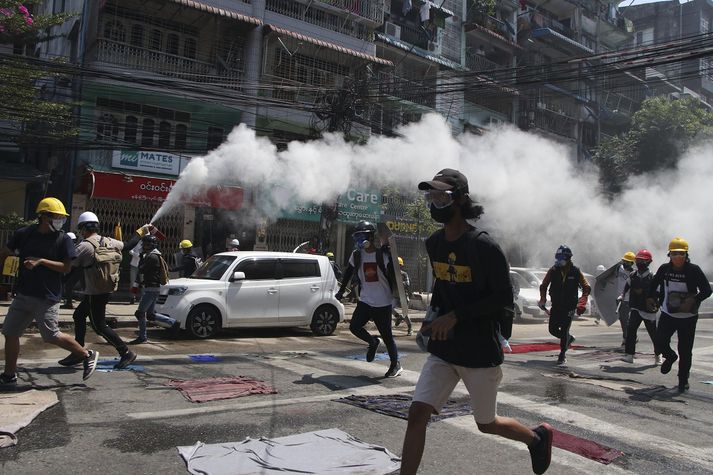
280,189,382,223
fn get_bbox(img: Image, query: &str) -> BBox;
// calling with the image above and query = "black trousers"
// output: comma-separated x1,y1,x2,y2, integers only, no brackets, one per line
350,301,398,364
656,312,698,383
548,307,573,355
73,294,128,356
624,309,658,356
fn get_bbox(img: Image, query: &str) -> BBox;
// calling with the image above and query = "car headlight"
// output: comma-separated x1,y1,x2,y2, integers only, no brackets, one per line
167,286,188,296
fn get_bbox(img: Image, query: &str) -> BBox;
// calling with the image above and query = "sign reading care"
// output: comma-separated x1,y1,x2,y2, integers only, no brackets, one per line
282,189,382,223
112,150,181,176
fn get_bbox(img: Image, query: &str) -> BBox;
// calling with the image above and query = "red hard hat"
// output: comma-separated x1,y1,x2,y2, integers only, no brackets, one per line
635,249,652,261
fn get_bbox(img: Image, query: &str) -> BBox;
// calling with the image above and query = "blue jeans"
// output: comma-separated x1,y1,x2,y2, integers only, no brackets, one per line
136,288,175,340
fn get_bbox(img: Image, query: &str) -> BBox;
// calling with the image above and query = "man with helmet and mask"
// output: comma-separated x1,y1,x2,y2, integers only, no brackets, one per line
0,198,99,385
131,234,179,344
539,245,591,367
621,249,661,365
648,237,711,392
401,169,553,475
172,239,200,278
227,238,240,252
335,221,402,378
616,251,636,345
57,211,137,370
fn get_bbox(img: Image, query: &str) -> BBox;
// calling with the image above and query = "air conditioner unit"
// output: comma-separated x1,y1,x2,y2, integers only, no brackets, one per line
427,40,442,55
384,22,401,39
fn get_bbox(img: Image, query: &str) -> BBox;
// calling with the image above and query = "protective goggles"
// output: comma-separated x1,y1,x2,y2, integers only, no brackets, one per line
423,190,455,209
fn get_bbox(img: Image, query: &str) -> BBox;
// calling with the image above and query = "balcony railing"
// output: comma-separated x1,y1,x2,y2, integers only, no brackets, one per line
376,71,436,109
521,110,577,140
601,91,636,117
265,0,372,41
318,0,384,24
465,54,502,75
95,39,242,89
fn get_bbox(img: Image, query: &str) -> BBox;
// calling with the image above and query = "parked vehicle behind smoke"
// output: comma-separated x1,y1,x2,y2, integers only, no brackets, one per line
155,252,344,339
510,271,548,321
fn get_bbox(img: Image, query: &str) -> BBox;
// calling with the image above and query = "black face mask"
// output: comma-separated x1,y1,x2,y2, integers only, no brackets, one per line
430,203,455,224
636,262,649,272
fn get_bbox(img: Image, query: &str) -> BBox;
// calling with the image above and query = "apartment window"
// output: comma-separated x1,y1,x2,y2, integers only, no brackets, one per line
159,121,172,148
97,113,120,141
149,29,162,50
141,119,155,147
207,127,224,150
130,24,144,47
175,124,188,149
52,0,65,14
124,116,138,143
166,33,180,55
701,15,710,33
103,21,126,42
184,38,197,59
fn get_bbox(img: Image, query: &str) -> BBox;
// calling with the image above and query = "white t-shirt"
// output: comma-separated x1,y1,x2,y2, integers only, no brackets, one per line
617,264,631,302
350,249,393,308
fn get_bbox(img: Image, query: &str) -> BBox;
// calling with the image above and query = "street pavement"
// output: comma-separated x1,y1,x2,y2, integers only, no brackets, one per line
1,303,713,475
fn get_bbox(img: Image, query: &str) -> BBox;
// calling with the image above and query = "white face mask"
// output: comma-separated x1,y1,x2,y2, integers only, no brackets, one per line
50,217,66,231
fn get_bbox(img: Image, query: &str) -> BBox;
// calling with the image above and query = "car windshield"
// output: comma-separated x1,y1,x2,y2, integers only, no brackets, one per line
510,272,533,289
190,255,236,280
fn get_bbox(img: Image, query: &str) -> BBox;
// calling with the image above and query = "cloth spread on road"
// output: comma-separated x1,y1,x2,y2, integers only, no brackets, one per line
188,354,222,363
508,343,584,353
177,428,401,475
166,376,276,403
0,389,58,448
553,428,624,464
335,394,471,422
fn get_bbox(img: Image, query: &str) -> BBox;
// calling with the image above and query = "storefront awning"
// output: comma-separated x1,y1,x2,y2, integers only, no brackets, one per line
167,0,262,26
265,25,394,66
86,171,244,210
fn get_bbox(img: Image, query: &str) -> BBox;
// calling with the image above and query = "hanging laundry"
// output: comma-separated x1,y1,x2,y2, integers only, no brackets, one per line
402,0,412,16
420,2,430,22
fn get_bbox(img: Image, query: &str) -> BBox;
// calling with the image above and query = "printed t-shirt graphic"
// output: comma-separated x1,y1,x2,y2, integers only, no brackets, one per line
433,251,472,284
363,262,379,282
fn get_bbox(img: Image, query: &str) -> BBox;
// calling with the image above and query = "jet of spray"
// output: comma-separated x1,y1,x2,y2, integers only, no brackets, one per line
152,113,713,274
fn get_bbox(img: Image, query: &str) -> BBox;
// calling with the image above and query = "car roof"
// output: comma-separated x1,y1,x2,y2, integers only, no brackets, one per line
212,251,326,260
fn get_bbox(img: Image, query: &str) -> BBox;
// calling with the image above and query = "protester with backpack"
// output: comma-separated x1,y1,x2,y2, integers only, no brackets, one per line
0,198,99,385
130,234,179,344
57,212,137,369
335,221,402,378
400,169,553,475
172,239,201,278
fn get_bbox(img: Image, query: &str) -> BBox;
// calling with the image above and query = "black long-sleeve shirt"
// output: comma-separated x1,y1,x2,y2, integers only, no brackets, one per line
649,261,711,317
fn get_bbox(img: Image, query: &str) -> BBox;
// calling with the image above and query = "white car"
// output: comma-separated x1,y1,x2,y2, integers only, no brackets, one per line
155,251,345,339
510,271,548,321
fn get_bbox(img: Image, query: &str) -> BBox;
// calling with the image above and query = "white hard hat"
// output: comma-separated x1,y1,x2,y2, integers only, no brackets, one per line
66,232,76,240
77,211,99,226
596,264,606,272
230,238,240,247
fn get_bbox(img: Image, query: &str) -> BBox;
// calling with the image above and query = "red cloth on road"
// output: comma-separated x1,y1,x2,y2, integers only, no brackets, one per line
166,376,276,403
553,428,624,464
508,343,583,354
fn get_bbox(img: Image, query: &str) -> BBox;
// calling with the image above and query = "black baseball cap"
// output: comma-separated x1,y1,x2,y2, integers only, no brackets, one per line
418,168,469,194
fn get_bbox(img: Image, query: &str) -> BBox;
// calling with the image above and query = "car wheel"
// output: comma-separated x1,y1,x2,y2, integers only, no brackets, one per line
187,305,221,339
310,305,339,336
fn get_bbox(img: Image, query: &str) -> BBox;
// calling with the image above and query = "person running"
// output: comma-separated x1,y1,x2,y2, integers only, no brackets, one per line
401,169,553,475
649,237,711,392
57,211,137,370
539,245,590,367
617,251,636,346
326,251,343,281
0,198,99,385
621,249,661,365
335,221,402,378
130,234,179,344
392,256,413,336
173,239,200,278
60,232,80,309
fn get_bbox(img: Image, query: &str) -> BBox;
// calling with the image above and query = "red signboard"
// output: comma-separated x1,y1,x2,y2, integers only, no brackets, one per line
88,171,243,210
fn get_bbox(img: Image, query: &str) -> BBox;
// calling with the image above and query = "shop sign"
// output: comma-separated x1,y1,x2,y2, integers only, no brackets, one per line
281,189,381,223
112,150,182,176
88,171,243,210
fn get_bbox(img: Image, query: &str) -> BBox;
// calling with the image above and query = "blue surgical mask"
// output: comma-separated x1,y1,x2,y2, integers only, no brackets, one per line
353,232,371,249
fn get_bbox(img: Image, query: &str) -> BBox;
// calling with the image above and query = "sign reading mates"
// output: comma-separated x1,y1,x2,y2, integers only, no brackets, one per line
112,150,181,176
282,189,382,223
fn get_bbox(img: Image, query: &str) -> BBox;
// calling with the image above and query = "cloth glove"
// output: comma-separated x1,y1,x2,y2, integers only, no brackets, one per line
576,296,587,315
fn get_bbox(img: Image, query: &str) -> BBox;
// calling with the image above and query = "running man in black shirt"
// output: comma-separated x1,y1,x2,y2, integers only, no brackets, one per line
621,249,661,365
649,237,711,392
400,169,553,475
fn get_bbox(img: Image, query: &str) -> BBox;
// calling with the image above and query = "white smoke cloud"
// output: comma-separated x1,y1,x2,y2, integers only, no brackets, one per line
153,113,713,276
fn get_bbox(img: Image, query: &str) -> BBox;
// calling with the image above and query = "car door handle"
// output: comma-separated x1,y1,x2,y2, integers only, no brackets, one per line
267,288,278,294
310,285,320,292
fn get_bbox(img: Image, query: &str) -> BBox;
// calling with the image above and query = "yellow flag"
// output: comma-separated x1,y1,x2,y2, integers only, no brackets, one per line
114,221,123,241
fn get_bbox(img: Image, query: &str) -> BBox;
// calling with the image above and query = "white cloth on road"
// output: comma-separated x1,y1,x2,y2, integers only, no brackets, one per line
0,389,59,448
177,428,400,474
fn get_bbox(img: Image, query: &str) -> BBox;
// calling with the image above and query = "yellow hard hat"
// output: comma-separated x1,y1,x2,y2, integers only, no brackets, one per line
326,251,334,258
36,197,69,216
179,239,193,249
668,237,689,252
398,256,404,266
622,251,636,263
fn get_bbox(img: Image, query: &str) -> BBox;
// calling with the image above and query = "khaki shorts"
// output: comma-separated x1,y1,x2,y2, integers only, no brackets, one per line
413,354,503,424
1,294,60,341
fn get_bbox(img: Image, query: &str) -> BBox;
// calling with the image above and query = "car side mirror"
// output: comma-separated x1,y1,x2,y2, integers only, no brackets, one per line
231,271,246,282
